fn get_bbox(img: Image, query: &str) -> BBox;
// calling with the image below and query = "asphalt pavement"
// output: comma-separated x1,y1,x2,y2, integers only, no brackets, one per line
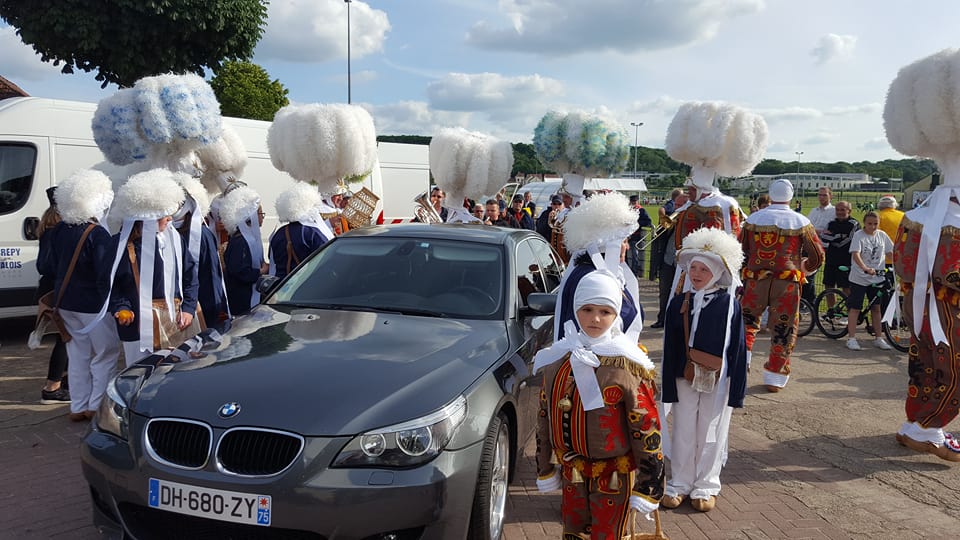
1,282,958,539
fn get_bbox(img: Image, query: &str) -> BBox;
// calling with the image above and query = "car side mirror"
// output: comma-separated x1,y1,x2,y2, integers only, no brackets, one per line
525,292,556,315
256,275,280,296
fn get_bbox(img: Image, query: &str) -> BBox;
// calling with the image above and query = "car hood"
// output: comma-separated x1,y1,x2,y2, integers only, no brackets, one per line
130,306,510,436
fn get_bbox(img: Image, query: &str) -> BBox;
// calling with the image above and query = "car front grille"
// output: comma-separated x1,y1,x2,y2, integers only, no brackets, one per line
217,428,304,476
118,503,325,540
146,419,211,469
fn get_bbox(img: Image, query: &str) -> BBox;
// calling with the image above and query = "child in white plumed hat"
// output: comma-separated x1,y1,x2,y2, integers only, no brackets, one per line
39,170,120,421
219,184,268,316
269,182,332,280
533,270,663,535
660,227,746,513
108,169,191,365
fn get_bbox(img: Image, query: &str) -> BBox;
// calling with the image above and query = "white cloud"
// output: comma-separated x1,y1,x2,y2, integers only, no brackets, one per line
426,72,563,113
362,101,472,136
256,0,390,63
766,140,796,153
824,103,880,116
0,26,63,82
862,137,891,151
802,132,835,145
811,33,857,65
628,96,687,117
465,0,765,56
755,106,822,122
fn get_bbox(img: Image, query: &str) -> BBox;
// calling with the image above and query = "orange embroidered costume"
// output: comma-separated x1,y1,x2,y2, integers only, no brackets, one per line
534,272,664,540
739,179,823,391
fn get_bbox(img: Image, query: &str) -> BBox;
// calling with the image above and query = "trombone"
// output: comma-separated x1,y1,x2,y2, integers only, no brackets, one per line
636,210,680,251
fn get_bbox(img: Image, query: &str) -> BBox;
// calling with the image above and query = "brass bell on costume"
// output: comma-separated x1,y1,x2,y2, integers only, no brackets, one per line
558,397,573,411
570,467,584,484
608,471,620,491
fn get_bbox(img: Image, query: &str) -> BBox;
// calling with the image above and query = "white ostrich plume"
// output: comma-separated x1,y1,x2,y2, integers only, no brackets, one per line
276,182,324,223
883,48,960,182
114,169,186,222
219,185,262,233
677,227,743,287
56,170,115,225
267,103,378,194
173,172,211,219
429,127,514,202
132,73,223,148
196,124,248,191
92,89,150,166
562,192,638,254
665,101,768,189
533,110,630,178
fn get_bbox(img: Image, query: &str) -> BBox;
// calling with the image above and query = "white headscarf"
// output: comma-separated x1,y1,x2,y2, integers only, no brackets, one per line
535,271,652,410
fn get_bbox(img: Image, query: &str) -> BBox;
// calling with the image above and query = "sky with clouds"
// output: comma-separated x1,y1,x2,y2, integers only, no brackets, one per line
3,0,960,165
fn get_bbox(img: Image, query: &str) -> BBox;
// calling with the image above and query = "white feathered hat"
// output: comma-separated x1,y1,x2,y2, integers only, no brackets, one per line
196,124,248,192
562,192,638,255
267,103,377,194
665,101,768,192
219,185,261,233
676,227,743,288
276,182,323,223
56,170,115,225
113,169,186,222
172,172,211,219
92,89,150,166
429,127,514,204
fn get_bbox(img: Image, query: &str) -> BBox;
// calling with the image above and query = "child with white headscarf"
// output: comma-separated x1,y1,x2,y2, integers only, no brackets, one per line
660,227,747,513
220,185,268,315
534,270,664,538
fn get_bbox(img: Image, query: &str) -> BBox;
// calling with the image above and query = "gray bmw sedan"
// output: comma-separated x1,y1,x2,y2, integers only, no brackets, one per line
81,224,563,540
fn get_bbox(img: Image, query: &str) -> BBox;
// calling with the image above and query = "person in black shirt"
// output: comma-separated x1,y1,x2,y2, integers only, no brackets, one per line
506,194,535,230
484,199,519,227
820,201,859,313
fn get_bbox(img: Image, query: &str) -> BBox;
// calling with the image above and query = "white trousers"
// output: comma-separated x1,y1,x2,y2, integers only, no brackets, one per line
60,309,120,414
665,377,733,500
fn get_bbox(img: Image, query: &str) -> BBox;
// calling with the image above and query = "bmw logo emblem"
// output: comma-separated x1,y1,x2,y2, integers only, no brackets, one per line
218,402,241,418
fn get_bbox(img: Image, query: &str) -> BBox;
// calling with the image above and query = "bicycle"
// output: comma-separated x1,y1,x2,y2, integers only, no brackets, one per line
797,297,815,338
814,266,909,352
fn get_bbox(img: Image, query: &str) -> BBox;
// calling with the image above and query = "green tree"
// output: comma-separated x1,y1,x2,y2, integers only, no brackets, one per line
0,0,268,88
210,61,289,121
511,142,546,175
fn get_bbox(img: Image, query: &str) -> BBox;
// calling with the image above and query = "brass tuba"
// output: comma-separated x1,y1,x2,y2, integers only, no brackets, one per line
413,191,444,224
636,209,681,251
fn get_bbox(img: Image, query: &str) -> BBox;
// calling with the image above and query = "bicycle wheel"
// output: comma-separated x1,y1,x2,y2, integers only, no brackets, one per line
797,297,815,338
815,288,849,338
883,292,911,353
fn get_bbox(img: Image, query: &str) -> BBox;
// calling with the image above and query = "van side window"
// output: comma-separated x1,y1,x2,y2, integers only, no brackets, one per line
0,144,37,215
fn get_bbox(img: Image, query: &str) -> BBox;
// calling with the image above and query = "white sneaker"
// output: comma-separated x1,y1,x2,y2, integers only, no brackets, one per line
846,338,863,351
874,338,893,350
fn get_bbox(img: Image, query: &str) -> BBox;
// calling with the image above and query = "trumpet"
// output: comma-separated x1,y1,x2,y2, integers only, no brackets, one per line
636,210,681,251
413,191,444,224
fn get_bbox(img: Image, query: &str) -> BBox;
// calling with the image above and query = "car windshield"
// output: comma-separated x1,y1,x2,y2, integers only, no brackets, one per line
267,237,505,319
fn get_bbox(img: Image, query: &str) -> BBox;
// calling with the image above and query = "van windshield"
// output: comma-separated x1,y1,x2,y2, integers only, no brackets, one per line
0,144,37,215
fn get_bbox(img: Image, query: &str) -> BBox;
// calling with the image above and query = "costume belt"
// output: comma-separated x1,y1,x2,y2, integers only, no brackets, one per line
901,281,960,307
556,450,636,478
741,268,803,282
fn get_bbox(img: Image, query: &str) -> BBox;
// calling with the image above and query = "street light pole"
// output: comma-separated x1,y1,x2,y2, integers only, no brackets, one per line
795,150,804,198
345,0,352,104
630,122,643,178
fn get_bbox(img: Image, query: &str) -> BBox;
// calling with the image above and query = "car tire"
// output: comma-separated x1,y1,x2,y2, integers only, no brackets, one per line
467,412,510,540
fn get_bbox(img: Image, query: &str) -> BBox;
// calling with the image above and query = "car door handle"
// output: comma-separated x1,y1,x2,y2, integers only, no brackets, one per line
23,217,40,240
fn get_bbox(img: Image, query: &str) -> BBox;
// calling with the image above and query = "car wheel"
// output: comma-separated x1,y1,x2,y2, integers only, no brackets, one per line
468,412,510,540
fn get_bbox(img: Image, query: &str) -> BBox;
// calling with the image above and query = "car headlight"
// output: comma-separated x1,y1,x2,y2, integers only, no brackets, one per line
96,367,149,439
332,395,467,468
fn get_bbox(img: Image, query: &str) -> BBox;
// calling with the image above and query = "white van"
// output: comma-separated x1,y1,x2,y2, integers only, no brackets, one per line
0,97,430,319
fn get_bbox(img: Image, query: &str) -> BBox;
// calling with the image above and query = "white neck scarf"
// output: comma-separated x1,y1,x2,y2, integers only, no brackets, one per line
238,215,263,306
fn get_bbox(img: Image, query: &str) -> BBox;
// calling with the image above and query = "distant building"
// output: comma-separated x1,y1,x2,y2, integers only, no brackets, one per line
729,172,902,193
0,75,29,100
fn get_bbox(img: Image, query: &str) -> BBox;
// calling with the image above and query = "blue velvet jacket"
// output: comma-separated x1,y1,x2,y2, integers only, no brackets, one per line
268,222,329,280
38,222,113,314
556,261,642,341
223,232,261,316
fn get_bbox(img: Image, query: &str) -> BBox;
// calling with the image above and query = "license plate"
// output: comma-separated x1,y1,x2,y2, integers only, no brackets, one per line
148,478,271,526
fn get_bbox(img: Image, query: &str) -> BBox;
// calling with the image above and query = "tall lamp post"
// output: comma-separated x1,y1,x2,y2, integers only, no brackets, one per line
795,150,804,198
345,0,353,104
631,121,644,178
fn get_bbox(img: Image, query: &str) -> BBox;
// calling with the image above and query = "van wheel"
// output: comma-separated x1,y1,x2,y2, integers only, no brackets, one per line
467,412,510,540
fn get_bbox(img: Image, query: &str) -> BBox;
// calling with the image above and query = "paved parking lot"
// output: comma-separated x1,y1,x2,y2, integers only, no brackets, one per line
2,283,959,539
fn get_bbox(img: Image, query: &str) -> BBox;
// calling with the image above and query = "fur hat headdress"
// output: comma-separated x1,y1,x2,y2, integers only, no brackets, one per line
276,182,324,223
562,192,638,256
219,185,261,234
56,170,115,225
173,172,211,219
113,169,185,222
430,127,514,222
267,103,377,195
676,227,743,288
665,101,768,193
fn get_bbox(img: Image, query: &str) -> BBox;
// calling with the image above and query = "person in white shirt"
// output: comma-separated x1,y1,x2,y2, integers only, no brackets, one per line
807,186,836,236
845,211,894,351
